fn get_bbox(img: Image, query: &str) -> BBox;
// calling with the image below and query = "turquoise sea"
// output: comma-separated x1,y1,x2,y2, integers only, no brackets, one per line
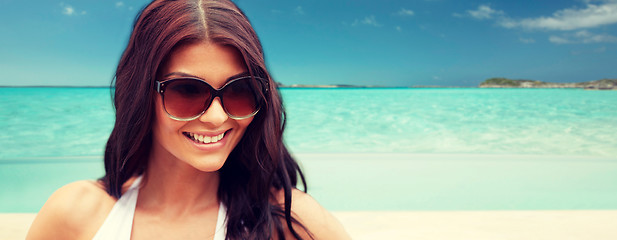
1,88,617,212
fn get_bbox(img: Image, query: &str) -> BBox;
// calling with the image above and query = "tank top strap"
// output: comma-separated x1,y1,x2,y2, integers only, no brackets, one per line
91,176,142,240
92,176,228,239
213,201,228,240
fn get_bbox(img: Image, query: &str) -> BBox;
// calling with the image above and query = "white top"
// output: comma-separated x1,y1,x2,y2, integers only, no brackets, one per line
92,176,227,240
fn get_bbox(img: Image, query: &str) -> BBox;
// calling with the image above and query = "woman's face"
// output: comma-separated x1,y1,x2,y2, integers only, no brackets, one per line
152,42,253,172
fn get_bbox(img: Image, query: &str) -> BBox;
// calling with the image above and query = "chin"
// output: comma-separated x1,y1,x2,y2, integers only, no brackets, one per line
188,154,229,172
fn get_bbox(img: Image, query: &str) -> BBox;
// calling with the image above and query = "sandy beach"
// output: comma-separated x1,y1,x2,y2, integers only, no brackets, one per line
3,210,616,239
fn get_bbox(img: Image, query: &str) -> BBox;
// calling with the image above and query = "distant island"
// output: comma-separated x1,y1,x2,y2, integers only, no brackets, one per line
277,77,617,89
479,78,617,90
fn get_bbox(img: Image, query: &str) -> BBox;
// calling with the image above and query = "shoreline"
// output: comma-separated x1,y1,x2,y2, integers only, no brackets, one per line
6,210,617,240
4,153,617,239
3,153,617,212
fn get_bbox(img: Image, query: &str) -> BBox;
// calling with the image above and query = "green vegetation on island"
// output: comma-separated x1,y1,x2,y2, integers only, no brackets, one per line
479,78,617,90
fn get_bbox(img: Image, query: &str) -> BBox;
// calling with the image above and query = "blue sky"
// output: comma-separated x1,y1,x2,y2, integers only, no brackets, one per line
1,0,617,87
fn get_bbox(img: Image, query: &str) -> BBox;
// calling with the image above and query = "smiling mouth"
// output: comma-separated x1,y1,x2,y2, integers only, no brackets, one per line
183,131,227,144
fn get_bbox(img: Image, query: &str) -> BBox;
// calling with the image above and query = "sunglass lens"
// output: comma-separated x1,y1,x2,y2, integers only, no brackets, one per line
222,78,261,118
164,79,211,119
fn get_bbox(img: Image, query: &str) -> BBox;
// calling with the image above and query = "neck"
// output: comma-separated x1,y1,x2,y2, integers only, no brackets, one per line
139,146,220,216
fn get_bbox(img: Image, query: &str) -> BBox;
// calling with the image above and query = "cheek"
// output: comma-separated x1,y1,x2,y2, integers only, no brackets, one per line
230,117,254,146
236,117,253,133
153,98,181,141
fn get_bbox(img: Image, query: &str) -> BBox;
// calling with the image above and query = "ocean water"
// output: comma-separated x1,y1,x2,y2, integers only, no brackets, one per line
1,87,617,212
2,88,616,158
1,88,115,158
283,88,617,156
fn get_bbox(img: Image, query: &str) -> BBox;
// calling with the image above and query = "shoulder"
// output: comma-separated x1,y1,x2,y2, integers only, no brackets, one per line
26,180,116,240
273,188,351,240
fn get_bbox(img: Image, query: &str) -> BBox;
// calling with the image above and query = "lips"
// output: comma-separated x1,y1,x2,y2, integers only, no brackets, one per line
183,131,226,144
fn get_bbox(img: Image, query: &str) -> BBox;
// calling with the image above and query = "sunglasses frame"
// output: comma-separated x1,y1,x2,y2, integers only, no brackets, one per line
155,76,268,121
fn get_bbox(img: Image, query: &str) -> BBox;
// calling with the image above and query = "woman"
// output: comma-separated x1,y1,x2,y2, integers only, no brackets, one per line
27,0,349,239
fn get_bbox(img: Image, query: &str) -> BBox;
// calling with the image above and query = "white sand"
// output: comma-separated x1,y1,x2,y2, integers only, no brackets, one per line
334,210,617,240
4,210,616,240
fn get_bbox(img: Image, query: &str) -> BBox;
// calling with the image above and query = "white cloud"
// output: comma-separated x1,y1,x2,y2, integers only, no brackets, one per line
61,3,85,16
578,30,617,43
63,5,75,15
468,5,503,20
396,26,402,32
363,16,381,26
500,1,617,30
519,37,536,43
549,30,617,44
294,6,305,15
352,15,382,27
549,36,573,44
462,2,617,44
396,8,415,16
497,17,517,28
116,2,124,8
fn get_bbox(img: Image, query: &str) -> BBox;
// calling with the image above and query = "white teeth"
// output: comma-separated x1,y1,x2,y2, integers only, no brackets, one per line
188,132,225,144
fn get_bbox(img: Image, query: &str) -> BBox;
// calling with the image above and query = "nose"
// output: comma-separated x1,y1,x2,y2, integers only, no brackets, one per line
199,97,228,126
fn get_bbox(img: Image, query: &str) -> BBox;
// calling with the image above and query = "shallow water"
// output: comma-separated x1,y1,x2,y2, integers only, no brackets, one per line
1,88,617,212
2,88,616,158
2,154,617,212
283,88,617,156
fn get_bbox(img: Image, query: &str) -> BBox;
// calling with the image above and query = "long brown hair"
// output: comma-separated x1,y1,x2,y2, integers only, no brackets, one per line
102,0,308,239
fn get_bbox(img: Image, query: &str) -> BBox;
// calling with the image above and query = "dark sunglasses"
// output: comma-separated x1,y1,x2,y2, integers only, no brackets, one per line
155,76,268,121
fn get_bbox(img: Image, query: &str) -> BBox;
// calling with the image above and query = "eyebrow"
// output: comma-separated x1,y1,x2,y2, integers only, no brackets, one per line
162,71,250,82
